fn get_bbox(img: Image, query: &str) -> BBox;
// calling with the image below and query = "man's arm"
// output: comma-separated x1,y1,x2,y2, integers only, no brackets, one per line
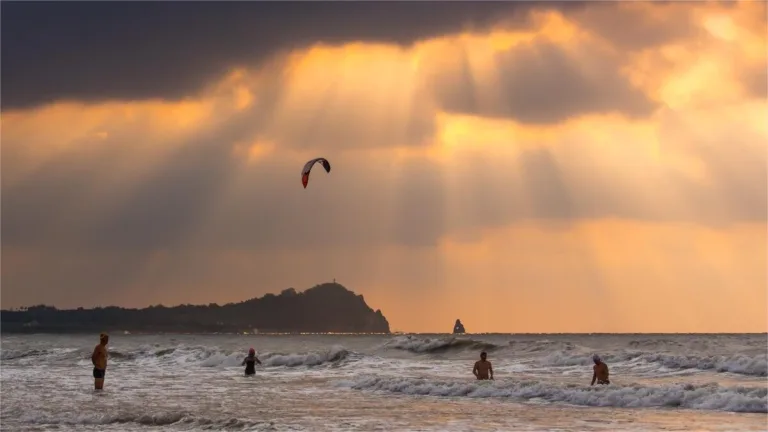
489,362,494,379
591,367,596,385
472,362,479,378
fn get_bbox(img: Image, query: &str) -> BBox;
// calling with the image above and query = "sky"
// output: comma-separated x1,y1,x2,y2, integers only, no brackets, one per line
1,1,766,333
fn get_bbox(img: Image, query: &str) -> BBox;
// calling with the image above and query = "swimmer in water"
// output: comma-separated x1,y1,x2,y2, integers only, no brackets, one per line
91,333,109,390
473,351,493,380
591,354,610,385
242,348,262,376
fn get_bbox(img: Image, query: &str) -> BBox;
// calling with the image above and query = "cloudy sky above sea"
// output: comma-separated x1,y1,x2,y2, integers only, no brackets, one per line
2,1,766,333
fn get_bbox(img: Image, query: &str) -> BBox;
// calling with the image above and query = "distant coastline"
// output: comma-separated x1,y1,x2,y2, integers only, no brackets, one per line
1,282,391,334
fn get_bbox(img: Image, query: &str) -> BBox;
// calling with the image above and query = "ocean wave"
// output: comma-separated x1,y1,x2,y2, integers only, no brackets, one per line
541,350,595,367
160,345,354,368
385,336,499,354
1,344,355,369
627,338,690,350
18,410,276,430
343,376,768,413
543,350,768,377
1,348,55,361
1,347,83,363
639,353,767,377
507,340,581,353
1,345,166,364
262,345,352,367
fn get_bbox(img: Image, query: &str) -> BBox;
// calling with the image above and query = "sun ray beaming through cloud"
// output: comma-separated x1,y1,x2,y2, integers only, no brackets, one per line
1,0,765,332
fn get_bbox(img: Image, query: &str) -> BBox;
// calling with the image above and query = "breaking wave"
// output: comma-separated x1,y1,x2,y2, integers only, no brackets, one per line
507,339,581,353
385,336,499,354
1,348,72,361
18,410,278,430
543,350,768,377
262,345,351,367
343,376,768,413
1,345,355,368
383,336,767,377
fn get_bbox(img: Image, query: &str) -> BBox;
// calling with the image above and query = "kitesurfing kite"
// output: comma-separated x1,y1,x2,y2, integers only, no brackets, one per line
301,157,331,188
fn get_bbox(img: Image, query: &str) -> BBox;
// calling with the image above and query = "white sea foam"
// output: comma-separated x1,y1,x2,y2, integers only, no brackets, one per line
2,333,766,431
342,376,768,413
542,350,768,377
383,335,768,377
384,335,499,354
262,345,352,367
2,344,356,369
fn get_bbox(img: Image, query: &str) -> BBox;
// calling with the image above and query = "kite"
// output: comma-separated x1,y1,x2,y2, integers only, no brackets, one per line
301,157,331,188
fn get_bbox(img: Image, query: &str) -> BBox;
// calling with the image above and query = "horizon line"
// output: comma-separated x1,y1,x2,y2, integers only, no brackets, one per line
2,331,765,336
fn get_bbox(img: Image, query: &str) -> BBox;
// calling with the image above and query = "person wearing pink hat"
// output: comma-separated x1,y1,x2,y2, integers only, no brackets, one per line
242,348,262,376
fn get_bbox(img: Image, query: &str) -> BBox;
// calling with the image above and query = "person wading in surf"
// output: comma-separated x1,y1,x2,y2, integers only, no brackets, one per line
591,354,610,385
473,351,494,380
91,333,109,390
242,348,262,376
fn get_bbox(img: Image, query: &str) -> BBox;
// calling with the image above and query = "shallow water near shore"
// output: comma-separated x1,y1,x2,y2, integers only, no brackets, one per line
2,333,766,431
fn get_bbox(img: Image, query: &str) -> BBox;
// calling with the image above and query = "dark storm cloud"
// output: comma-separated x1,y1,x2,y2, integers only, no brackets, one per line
1,1,585,110
429,39,658,124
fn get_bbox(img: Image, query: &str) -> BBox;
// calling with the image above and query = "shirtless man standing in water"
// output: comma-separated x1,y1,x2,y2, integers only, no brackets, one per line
473,351,494,380
591,354,610,385
91,333,109,390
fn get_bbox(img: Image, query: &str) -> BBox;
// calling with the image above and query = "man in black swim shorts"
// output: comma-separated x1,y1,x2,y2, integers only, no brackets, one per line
91,333,109,389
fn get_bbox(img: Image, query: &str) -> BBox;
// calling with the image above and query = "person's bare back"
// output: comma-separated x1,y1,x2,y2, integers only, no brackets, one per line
473,351,493,380
92,344,107,369
591,354,610,385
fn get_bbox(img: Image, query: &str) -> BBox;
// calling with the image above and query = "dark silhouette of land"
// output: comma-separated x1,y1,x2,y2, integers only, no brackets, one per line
1,283,391,334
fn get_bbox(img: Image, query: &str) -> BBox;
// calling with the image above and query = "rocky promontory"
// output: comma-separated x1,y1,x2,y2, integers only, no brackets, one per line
0,282,391,334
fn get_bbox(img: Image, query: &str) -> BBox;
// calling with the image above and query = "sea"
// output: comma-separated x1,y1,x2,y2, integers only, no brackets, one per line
1,333,766,431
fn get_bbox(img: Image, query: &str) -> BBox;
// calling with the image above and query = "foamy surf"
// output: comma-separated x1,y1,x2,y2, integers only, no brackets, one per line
2,333,766,431
1,344,357,369
542,350,768,377
384,335,500,354
19,410,277,430
382,335,768,377
262,345,352,367
342,376,768,413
